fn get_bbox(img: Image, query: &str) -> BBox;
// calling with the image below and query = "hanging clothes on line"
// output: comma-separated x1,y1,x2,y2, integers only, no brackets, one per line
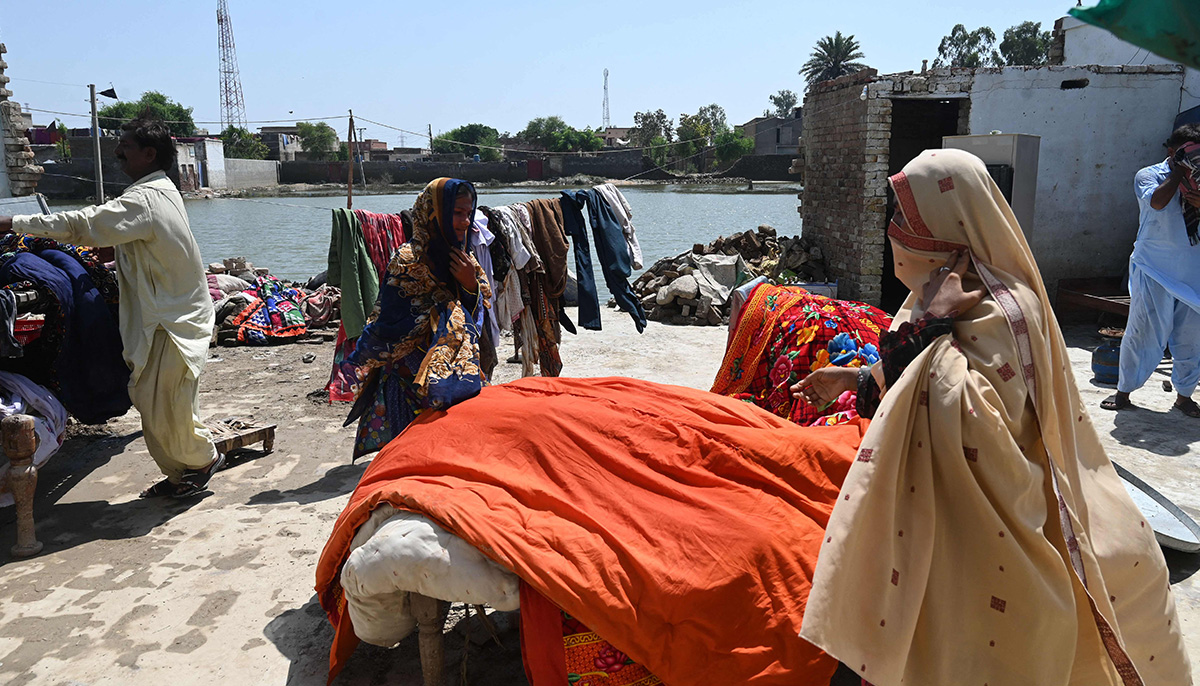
594,183,643,270
522,199,570,378
560,190,648,333
325,209,408,402
468,209,500,377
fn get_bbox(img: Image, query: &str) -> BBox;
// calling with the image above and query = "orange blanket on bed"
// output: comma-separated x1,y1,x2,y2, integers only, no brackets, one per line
315,376,865,686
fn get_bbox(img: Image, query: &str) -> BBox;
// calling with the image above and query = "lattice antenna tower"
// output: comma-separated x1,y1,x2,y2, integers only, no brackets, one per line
602,69,611,129
217,0,247,131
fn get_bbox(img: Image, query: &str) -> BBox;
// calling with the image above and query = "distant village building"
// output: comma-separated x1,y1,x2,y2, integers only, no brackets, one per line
800,17,1200,309
741,109,802,156
258,125,304,161
599,126,632,148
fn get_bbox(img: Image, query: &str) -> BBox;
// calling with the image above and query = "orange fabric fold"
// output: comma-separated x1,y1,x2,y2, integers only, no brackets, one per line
316,376,864,686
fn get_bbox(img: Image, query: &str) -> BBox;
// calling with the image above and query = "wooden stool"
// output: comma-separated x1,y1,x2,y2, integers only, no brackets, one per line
4,414,42,558
206,418,276,456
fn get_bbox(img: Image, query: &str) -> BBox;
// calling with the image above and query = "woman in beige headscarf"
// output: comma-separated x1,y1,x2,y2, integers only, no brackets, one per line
795,149,1189,685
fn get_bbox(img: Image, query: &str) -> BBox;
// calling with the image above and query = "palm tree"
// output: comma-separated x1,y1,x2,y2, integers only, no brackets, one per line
800,32,868,89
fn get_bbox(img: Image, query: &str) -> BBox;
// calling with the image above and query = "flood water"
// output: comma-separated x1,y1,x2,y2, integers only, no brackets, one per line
52,184,802,299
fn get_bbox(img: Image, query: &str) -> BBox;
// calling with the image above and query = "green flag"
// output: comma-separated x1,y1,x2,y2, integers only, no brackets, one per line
1070,0,1200,69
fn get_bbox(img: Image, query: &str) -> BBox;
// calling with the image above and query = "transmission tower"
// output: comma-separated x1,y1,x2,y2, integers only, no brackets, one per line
602,69,611,129
217,0,247,131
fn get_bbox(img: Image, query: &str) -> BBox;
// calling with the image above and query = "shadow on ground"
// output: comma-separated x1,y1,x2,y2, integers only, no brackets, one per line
1110,406,1200,457
247,461,370,507
264,594,528,686
1166,548,1200,585
0,434,276,565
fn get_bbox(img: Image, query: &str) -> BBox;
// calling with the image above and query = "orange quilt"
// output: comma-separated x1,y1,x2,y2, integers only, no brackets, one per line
316,376,865,686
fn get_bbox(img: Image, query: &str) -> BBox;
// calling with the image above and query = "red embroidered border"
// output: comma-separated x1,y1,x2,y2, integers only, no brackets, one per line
889,172,934,238
887,222,968,255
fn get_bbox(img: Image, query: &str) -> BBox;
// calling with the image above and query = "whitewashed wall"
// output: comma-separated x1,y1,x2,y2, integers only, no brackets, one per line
1060,15,1200,113
968,66,1185,285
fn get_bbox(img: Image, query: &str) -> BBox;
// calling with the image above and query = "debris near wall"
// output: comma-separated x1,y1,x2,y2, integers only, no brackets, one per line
629,224,827,326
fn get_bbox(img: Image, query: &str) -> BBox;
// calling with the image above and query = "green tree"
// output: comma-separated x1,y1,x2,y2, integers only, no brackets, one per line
97,91,196,136
220,125,269,160
765,89,798,118
517,116,569,149
296,121,339,161
800,32,868,89
432,123,501,161
630,109,674,147
714,130,754,166
646,135,670,167
933,24,1000,68
548,126,604,153
335,142,349,161
54,121,71,160
999,21,1051,66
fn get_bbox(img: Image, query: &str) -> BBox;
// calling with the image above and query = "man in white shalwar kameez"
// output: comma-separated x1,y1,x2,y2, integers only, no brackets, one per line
1103,124,1200,417
1,116,219,497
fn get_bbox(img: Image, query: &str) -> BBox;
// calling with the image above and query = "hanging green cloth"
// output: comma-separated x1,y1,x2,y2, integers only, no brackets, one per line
1070,0,1200,70
327,208,379,339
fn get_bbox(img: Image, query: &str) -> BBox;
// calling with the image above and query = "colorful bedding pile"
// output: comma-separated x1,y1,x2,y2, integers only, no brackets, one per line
711,283,892,426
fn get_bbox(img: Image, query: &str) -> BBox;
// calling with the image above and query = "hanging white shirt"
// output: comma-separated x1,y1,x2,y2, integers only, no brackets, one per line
12,170,215,383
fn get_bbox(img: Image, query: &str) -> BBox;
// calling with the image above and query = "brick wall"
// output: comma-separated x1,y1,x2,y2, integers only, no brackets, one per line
800,69,887,305
0,44,43,197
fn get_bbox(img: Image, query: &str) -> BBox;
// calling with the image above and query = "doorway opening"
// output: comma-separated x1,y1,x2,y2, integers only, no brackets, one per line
881,98,965,313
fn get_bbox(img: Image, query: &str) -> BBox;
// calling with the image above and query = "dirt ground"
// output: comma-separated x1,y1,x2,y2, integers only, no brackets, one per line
0,312,1198,685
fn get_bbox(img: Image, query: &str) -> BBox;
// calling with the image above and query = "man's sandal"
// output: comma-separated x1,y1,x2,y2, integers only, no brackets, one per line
1175,397,1200,418
139,451,226,500
139,478,205,499
1100,394,1132,411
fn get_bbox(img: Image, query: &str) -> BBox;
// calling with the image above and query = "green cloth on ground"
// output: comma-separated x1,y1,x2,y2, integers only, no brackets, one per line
327,209,379,339
1071,0,1200,70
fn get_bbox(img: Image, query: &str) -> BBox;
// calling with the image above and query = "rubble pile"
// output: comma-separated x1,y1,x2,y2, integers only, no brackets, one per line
630,224,828,326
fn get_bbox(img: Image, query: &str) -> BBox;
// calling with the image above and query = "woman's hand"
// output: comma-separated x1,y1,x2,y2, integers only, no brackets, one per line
792,366,859,407
450,248,477,292
920,250,986,319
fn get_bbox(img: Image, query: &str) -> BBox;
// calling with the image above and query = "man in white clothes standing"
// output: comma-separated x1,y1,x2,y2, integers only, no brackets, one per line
0,115,219,497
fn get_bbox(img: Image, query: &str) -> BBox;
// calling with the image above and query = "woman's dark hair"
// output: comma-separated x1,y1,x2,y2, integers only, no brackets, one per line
1166,123,1200,149
120,112,176,171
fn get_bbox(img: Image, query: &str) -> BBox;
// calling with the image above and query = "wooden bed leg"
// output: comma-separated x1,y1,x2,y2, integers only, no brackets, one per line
411,593,445,686
4,415,42,558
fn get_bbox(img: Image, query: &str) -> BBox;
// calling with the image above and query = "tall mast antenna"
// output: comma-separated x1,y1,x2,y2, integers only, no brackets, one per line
602,68,611,129
217,0,248,130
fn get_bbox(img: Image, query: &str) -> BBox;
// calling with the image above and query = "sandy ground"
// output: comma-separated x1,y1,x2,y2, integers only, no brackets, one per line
0,311,1198,685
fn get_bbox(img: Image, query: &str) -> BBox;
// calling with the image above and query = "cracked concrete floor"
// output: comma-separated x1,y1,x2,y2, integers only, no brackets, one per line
0,314,1197,684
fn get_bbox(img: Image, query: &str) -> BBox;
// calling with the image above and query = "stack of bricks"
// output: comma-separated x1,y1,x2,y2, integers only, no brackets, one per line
0,43,43,197
800,69,886,306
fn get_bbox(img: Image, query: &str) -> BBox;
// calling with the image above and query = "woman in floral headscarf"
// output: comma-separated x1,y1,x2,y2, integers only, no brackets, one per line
342,178,491,459
796,149,1188,685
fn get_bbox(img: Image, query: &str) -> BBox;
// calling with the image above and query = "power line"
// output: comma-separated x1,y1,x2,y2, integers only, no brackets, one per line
7,77,90,88
23,106,346,126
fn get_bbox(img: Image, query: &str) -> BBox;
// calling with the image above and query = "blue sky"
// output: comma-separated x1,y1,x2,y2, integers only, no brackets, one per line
2,1,1075,144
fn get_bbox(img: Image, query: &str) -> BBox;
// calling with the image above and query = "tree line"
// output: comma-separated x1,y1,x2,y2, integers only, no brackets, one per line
797,20,1054,90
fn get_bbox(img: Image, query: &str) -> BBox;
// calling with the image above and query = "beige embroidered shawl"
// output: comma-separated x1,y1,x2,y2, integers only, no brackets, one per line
800,149,1190,686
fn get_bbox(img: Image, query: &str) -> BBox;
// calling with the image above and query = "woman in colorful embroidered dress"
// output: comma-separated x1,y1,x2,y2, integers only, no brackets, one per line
794,149,1188,685
342,178,491,459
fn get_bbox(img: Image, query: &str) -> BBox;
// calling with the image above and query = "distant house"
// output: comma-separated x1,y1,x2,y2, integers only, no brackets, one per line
741,109,802,155
258,125,304,161
599,126,632,148
173,137,226,190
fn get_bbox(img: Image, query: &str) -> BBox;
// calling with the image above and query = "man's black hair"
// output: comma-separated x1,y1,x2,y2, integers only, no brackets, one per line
1166,123,1200,149
120,110,176,171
